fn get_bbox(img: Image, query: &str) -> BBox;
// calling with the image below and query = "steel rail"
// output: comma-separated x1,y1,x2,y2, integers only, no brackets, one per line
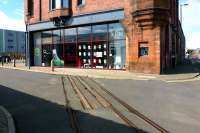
61,76,81,133
88,78,169,133
77,76,141,132
76,76,110,108
67,76,92,110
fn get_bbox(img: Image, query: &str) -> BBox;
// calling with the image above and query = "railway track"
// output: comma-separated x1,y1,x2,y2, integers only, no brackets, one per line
61,75,169,133
61,76,80,133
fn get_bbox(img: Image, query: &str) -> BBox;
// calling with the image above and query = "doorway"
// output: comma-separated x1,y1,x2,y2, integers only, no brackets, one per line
64,43,77,67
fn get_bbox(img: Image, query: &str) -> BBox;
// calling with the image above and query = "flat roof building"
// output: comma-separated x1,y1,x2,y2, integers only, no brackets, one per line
25,0,185,74
0,29,25,56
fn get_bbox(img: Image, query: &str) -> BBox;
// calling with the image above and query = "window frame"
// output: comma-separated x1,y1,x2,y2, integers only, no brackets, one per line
49,0,69,11
139,47,149,57
28,0,34,16
77,0,86,6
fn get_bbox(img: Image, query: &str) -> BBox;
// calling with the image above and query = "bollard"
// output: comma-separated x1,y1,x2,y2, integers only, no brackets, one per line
1,59,3,66
14,58,16,67
51,60,54,72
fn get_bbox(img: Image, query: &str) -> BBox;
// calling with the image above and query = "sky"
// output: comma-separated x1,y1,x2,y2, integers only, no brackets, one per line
0,0,199,49
0,0,25,31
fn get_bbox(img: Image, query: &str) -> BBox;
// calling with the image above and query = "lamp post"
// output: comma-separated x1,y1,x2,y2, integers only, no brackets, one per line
25,16,31,69
180,3,189,25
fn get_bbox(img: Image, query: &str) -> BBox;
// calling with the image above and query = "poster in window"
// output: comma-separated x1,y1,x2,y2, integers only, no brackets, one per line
83,52,86,56
104,51,107,56
99,59,101,64
98,45,102,49
94,45,96,50
94,52,96,57
104,44,107,48
83,45,86,50
96,52,103,57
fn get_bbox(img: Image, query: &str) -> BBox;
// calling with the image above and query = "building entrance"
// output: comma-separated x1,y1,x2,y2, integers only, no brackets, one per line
64,43,77,67
42,45,52,66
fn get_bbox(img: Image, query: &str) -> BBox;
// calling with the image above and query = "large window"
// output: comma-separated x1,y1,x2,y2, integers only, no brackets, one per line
64,28,77,43
77,0,85,6
92,24,108,41
41,31,52,66
109,40,126,69
77,26,91,42
28,0,34,16
34,32,42,66
109,23,125,40
42,31,52,45
49,0,69,10
109,23,126,69
52,30,61,44
34,23,126,69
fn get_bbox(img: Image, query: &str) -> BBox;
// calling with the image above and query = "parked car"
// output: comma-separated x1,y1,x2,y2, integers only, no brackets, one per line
0,56,11,63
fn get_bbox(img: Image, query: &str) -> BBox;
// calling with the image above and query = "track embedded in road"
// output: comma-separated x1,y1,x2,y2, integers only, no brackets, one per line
61,75,169,133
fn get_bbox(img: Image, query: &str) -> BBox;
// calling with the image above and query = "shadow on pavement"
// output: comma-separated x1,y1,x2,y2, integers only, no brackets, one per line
0,85,149,133
165,62,200,75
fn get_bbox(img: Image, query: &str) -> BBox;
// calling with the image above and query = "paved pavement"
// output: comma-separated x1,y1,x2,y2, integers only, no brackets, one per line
0,63,157,80
1,62,200,82
96,78,200,133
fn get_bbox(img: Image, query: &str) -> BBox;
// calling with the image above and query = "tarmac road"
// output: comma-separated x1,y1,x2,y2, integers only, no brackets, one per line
0,68,200,133
96,78,200,133
0,68,144,133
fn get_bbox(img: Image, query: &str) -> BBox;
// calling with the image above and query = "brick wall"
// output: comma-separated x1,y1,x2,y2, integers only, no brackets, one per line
25,0,124,23
25,0,185,74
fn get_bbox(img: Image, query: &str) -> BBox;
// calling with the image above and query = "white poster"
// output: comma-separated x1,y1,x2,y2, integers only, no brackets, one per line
96,52,103,57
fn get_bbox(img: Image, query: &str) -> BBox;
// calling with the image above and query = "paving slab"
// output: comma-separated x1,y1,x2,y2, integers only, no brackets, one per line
1,62,200,82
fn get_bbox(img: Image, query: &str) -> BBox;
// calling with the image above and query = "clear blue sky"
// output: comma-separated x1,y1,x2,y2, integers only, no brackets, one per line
0,0,199,49
0,0,24,20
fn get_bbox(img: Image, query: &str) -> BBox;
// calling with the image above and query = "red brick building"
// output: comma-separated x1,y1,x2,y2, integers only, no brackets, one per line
25,0,185,74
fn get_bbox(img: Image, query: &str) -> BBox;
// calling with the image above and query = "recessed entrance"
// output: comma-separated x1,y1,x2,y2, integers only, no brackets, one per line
64,43,77,67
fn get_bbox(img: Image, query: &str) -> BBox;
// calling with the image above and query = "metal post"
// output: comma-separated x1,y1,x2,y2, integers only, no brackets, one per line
51,60,54,72
180,4,189,25
14,56,16,67
180,5,183,25
1,58,3,66
27,22,30,69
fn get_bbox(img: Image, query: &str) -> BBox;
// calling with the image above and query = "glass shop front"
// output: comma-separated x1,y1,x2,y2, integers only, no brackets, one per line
33,23,126,69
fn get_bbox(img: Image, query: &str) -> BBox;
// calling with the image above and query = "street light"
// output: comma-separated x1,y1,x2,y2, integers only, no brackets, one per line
25,16,31,69
180,3,189,25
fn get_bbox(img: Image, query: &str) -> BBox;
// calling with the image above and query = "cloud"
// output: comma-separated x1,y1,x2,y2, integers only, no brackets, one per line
0,0,9,5
0,10,25,31
14,8,24,17
181,0,200,49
